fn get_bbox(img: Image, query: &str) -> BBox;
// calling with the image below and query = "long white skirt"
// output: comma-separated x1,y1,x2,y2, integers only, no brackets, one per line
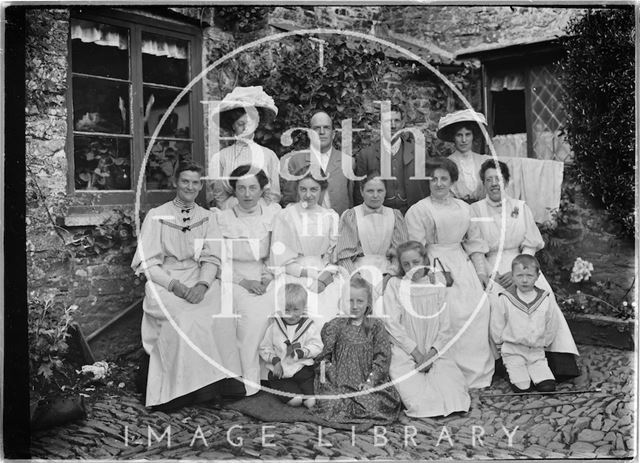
233,282,276,396
142,274,241,407
427,243,495,389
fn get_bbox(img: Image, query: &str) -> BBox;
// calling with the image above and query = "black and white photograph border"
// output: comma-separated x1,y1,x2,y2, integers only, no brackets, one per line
4,1,638,461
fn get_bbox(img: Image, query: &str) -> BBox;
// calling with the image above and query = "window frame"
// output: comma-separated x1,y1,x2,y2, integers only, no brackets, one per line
66,8,204,208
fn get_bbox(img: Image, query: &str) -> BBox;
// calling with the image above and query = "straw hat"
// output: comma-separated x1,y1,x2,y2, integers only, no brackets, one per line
436,109,487,142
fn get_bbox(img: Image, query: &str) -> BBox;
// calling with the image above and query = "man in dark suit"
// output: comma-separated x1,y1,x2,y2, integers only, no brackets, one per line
354,105,431,215
280,111,354,216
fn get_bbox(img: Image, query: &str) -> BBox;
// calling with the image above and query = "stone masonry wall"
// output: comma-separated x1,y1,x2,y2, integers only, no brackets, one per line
25,9,143,336
376,6,579,52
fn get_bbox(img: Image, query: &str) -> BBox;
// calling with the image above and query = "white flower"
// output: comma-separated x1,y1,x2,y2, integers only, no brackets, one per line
570,257,594,283
81,360,110,380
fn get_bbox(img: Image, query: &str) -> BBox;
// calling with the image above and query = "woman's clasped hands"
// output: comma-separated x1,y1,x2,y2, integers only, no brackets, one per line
411,347,438,374
171,281,209,304
239,278,270,295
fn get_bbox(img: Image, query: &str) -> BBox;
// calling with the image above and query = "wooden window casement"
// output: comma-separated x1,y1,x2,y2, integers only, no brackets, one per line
483,59,572,162
66,9,203,210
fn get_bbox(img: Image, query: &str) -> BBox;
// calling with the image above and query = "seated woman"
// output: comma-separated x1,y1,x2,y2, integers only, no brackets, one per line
211,86,281,209
405,158,494,388
131,161,243,410
313,275,401,424
383,241,471,418
270,168,343,327
213,164,282,396
437,109,490,204
335,173,408,289
470,159,579,378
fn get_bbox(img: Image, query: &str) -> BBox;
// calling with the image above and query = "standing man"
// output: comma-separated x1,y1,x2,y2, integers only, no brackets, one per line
281,111,354,216
355,105,431,215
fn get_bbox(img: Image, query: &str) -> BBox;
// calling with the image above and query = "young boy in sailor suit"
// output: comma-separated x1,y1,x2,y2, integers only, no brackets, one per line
259,283,323,408
490,254,559,392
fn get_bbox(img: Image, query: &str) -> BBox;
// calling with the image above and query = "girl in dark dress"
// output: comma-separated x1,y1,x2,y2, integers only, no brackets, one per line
313,276,401,424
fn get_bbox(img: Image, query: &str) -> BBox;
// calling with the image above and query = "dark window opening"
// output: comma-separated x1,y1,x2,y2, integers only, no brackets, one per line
492,90,526,135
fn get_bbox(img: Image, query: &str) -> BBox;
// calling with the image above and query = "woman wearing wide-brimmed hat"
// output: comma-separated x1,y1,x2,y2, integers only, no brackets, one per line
436,109,490,204
211,86,281,209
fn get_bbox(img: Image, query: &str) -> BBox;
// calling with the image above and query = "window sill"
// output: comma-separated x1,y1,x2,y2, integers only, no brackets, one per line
64,208,114,227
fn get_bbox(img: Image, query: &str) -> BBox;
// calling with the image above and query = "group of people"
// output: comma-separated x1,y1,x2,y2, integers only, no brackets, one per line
131,86,579,423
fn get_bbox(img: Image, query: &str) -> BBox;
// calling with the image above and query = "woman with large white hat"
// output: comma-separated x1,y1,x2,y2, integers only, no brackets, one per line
211,86,281,209
437,109,490,204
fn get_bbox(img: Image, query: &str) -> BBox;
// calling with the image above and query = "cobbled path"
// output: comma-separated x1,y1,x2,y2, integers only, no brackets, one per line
31,344,635,460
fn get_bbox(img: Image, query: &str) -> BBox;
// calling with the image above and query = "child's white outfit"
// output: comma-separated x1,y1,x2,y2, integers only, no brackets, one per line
259,315,323,378
490,286,558,387
383,276,470,417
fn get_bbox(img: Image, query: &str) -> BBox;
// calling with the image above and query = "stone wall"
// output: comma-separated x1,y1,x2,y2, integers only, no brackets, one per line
25,9,143,336
375,6,579,52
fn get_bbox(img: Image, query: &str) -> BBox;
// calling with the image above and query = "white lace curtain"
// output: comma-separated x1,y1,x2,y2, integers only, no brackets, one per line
490,69,525,91
71,19,187,59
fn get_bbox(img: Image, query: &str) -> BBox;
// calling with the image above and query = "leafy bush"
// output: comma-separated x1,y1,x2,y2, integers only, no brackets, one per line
28,298,78,394
67,208,138,257
229,36,396,154
217,35,470,156
559,8,635,237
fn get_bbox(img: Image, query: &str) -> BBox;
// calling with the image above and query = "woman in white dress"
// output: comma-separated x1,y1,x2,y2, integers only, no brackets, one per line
405,158,494,388
271,169,343,326
211,86,281,209
437,109,490,204
131,161,242,409
383,241,471,417
470,159,579,375
335,173,408,289
213,164,282,396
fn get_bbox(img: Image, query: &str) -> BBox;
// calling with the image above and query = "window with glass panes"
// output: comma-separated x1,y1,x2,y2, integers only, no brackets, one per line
68,12,203,204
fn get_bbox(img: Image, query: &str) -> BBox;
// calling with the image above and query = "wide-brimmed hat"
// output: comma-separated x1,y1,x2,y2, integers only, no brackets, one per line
218,86,278,115
436,109,487,142
215,86,278,133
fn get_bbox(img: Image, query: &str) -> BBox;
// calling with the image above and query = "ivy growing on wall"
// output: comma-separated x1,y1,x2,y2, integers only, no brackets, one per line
215,34,478,157
214,6,270,33
559,8,635,238
226,37,396,153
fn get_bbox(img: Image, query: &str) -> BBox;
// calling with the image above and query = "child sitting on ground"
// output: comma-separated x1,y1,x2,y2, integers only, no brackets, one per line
383,241,470,417
490,254,559,392
259,283,322,408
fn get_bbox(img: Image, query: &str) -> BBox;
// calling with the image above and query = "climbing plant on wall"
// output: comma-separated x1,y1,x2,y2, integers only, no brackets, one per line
559,8,635,238
227,36,414,154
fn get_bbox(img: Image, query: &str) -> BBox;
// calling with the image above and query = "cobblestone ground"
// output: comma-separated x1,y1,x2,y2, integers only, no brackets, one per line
31,344,635,460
